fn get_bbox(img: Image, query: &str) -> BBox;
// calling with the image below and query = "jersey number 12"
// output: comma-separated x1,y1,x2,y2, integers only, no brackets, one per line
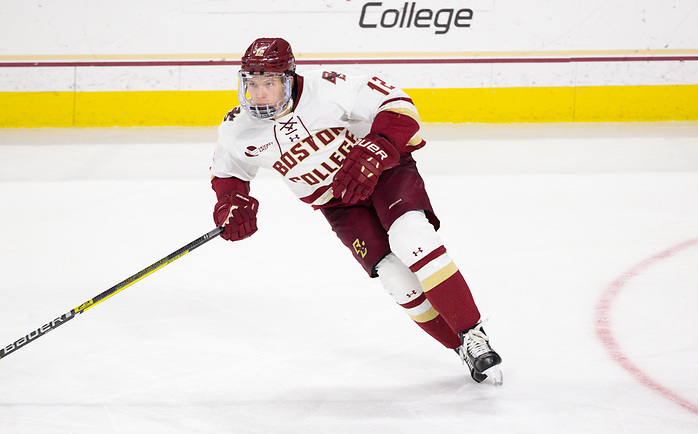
367,76,395,95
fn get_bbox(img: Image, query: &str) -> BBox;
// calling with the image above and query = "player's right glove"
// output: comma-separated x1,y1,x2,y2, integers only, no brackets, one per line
331,133,400,204
213,191,259,241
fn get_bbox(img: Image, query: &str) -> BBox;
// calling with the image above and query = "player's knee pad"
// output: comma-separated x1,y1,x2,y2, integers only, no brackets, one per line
375,253,438,322
376,253,422,304
387,210,445,268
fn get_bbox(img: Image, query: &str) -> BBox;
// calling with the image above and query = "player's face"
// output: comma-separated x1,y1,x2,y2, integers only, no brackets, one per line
246,75,286,106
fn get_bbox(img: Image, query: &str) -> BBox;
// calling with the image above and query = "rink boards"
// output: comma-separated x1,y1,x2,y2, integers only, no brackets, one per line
1,52,697,127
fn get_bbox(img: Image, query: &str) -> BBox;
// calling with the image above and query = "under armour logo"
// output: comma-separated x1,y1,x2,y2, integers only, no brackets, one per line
412,247,423,257
405,290,418,298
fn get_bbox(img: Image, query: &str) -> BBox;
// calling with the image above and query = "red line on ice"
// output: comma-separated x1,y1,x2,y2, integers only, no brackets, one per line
594,238,698,415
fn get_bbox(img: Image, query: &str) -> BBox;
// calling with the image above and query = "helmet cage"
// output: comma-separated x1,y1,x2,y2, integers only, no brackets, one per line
238,71,293,120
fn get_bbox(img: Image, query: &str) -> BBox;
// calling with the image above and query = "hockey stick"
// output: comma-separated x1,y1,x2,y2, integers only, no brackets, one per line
0,226,224,361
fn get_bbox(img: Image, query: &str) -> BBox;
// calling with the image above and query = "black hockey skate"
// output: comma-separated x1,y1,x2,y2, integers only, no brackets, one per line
455,321,502,385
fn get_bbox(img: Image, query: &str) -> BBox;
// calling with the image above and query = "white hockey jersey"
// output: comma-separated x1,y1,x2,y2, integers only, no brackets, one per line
211,70,423,207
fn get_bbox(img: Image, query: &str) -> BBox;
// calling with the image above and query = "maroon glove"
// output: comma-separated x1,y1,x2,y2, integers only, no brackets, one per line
213,191,259,241
331,133,400,204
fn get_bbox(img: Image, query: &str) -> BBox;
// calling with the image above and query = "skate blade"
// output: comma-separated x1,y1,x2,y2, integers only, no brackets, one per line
482,366,503,386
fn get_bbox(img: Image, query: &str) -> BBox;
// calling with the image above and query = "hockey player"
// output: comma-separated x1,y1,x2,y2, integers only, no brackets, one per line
211,37,502,384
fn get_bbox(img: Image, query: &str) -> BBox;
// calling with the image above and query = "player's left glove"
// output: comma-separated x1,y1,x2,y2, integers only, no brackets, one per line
331,133,400,204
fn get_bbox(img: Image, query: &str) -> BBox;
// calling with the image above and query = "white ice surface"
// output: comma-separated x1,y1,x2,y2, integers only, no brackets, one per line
1,123,697,433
